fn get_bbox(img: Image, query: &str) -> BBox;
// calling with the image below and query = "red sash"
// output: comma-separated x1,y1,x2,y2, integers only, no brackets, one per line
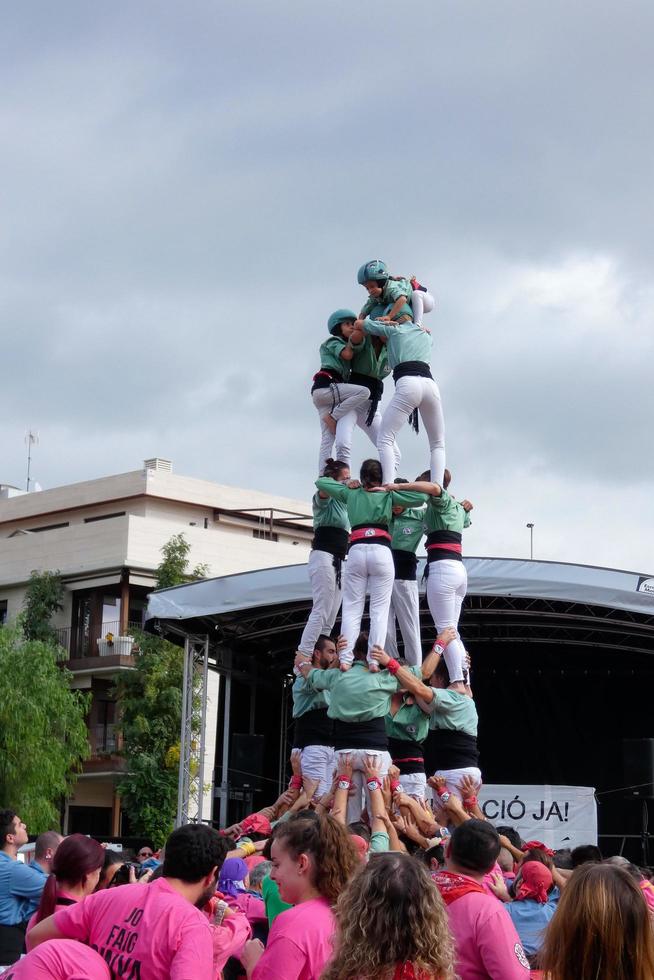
432,870,486,906
392,964,432,980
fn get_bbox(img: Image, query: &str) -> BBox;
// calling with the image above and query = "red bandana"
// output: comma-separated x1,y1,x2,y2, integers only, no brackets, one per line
432,870,487,906
392,964,431,980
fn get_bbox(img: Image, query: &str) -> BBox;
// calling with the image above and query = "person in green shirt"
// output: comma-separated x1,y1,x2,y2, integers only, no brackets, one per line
356,258,436,329
311,309,370,475
297,458,350,662
354,310,446,487
315,459,427,672
385,478,426,667
392,469,473,686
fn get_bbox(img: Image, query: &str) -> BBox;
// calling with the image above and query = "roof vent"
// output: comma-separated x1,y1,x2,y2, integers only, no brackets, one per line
144,458,173,473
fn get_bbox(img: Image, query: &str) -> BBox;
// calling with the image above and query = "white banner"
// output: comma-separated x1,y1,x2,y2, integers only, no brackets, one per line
478,784,597,850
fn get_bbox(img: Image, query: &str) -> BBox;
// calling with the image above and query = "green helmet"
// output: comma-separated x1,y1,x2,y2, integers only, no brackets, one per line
327,309,357,335
357,259,388,285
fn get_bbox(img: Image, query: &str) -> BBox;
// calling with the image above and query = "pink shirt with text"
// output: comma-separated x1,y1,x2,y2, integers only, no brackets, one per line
444,880,530,980
53,878,213,980
4,939,111,980
251,897,335,980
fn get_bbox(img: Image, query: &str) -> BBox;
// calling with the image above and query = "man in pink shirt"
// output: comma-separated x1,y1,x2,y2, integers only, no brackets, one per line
433,820,530,980
28,824,232,980
2,938,111,979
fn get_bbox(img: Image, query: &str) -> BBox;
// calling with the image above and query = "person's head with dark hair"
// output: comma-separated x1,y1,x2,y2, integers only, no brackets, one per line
553,848,573,870
352,632,369,664
0,809,28,855
34,831,63,873
347,821,371,844
323,458,350,482
422,842,445,871
270,812,357,907
430,656,451,689
442,469,452,489
571,843,602,868
447,820,501,878
97,848,125,889
35,834,105,923
163,824,230,907
604,855,644,883
359,459,382,489
539,863,654,980
313,635,337,669
323,852,455,980
496,826,523,851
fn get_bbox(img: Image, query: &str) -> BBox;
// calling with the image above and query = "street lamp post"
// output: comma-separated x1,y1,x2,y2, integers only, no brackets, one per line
526,523,534,560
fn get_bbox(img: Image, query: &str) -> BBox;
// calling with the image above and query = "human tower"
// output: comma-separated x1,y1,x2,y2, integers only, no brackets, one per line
293,258,479,820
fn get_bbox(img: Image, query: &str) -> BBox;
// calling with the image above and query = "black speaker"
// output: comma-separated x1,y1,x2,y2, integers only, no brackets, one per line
230,734,265,789
622,739,654,798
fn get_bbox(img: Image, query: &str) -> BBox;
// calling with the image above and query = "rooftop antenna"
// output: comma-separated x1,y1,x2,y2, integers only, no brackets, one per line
25,430,39,491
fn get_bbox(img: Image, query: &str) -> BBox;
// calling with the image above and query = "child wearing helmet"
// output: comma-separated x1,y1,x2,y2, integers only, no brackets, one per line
357,259,436,329
311,310,371,475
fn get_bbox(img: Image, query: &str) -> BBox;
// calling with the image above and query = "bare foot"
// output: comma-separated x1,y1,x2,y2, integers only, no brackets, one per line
323,414,337,434
339,661,351,672
368,662,380,673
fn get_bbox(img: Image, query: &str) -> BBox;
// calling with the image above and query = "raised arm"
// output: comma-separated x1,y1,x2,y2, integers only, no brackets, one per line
315,477,349,501
370,634,456,701
420,629,457,679
385,480,442,497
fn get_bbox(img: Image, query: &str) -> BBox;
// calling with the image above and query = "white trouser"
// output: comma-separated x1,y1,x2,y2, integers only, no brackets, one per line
426,559,468,683
411,289,435,327
385,579,422,666
335,749,392,823
429,767,482,817
312,384,370,475
377,376,446,486
399,770,427,801
337,400,401,475
339,544,395,667
297,549,342,656
300,745,335,799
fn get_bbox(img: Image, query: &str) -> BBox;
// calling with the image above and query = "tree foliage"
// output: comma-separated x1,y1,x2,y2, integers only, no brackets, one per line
114,630,189,848
155,533,209,591
0,625,90,831
21,569,64,643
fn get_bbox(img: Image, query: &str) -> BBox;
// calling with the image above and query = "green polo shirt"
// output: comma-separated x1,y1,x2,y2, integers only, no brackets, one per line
424,689,478,736
360,278,413,318
391,506,426,553
385,698,430,744
306,661,422,723
318,335,351,378
423,490,471,534
312,491,349,532
315,479,427,529
350,335,390,380
364,318,432,369
292,674,330,719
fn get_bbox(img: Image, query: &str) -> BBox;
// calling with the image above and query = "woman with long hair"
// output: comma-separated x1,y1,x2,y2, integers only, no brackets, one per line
240,812,357,980
25,834,105,950
323,852,456,980
537,862,654,979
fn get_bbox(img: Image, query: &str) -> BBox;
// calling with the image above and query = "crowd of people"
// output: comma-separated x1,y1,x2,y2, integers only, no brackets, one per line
1,260,654,977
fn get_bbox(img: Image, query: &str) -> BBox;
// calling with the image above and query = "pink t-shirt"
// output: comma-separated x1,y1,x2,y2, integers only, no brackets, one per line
251,897,335,980
3,939,111,979
53,878,213,980
444,879,530,980
26,892,79,952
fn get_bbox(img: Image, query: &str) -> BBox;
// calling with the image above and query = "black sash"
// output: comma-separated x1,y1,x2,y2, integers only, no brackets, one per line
333,716,388,751
393,361,433,382
293,707,334,749
392,549,418,581
424,728,479,772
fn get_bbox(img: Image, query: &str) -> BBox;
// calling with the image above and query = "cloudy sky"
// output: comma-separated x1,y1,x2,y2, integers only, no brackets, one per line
2,1,653,573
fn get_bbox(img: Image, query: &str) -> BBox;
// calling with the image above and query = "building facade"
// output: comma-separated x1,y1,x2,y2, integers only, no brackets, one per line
0,458,311,835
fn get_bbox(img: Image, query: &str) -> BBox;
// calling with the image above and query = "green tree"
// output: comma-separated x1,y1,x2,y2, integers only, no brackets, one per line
155,533,209,590
117,534,207,846
0,625,90,831
21,569,64,643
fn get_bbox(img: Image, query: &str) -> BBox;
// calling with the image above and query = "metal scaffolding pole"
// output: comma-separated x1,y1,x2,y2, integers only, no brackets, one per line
176,634,210,827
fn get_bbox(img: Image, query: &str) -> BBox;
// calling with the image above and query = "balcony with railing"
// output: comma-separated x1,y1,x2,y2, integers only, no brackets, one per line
84,722,126,775
54,620,142,670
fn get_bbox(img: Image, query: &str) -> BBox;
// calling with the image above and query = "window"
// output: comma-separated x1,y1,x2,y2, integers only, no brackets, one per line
252,529,278,542
0,600,7,625
83,512,126,524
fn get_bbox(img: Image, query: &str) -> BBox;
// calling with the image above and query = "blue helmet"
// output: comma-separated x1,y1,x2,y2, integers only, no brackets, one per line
327,308,357,335
357,259,388,285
